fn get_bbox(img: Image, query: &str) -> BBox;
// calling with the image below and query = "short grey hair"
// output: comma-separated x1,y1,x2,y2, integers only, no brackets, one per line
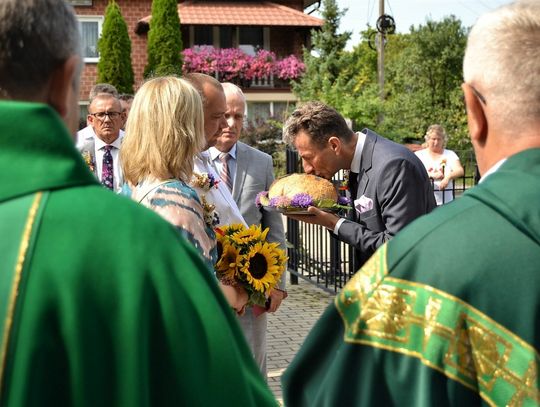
0,0,81,99
221,82,246,104
463,1,540,126
89,83,119,101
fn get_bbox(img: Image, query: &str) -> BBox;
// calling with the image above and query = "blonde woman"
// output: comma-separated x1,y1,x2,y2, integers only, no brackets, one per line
415,124,465,205
121,76,248,313
121,76,218,266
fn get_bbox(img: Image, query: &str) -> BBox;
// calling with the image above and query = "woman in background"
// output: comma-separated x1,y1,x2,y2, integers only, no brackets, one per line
415,124,465,205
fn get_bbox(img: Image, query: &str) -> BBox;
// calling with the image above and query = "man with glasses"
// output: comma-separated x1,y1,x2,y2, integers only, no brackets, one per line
79,93,125,191
0,1,276,405
282,1,540,406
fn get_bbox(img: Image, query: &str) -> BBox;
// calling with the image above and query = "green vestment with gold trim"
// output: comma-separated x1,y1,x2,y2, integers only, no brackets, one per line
0,101,276,406
282,149,540,406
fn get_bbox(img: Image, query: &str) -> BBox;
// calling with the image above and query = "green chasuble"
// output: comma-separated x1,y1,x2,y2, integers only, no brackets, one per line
282,149,540,407
0,101,277,406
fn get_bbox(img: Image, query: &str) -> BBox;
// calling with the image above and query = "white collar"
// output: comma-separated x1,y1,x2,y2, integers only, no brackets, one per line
479,158,507,183
208,144,237,161
94,133,122,150
350,131,366,173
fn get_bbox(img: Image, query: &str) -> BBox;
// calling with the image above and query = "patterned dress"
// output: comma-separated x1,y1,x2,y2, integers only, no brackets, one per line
128,179,218,268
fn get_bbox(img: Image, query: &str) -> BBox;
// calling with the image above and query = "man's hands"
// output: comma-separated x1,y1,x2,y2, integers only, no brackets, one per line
285,206,340,231
220,283,249,315
267,288,287,313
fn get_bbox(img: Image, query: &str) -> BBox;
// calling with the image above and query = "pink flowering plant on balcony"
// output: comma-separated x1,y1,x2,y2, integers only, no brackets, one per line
216,48,250,81
276,55,306,80
182,47,305,83
182,46,217,75
244,49,276,80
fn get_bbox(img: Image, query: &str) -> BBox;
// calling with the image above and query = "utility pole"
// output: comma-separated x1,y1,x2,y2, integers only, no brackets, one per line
377,0,385,100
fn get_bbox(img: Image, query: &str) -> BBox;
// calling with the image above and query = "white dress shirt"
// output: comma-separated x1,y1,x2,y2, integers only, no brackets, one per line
208,144,238,185
334,131,366,233
94,135,123,192
193,152,246,227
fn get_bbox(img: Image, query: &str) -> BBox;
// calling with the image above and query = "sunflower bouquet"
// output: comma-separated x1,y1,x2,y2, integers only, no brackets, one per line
215,224,287,307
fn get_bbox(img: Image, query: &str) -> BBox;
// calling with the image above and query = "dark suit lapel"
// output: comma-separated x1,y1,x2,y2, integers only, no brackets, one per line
233,142,248,202
357,129,376,197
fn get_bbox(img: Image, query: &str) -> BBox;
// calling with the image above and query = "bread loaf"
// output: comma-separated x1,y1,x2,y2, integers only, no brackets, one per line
268,174,338,203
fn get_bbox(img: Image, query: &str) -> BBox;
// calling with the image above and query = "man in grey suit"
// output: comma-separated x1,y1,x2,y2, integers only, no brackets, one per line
283,101,436,270
210,82,287,379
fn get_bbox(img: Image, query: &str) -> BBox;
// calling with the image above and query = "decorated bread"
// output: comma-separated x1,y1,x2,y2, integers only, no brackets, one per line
256,173,347,210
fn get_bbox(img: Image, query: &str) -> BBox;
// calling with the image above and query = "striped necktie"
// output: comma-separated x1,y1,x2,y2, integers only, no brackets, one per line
219,152,233,192
101,145,114,190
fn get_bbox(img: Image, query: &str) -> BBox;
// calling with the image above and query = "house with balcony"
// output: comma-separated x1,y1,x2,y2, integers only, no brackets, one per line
70,0,323,121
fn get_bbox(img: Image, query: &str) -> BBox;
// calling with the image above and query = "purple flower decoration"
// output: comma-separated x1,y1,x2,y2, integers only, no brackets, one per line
269,196,292,208
290,193,313,208
338,196,351,205
255,191,269,208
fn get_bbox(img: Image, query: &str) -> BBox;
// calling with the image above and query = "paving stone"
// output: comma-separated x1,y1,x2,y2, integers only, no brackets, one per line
266,277,334,401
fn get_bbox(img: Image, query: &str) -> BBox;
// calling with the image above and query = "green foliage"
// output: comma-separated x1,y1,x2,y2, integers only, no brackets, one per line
294,12,471,151
381,16,469,146
144,0,183,78
97,1,134,93
240,118,287,178
292,0,352,104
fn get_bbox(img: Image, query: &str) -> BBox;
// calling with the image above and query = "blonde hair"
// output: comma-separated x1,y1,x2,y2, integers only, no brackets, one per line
424,124,448,145
121,76,205,185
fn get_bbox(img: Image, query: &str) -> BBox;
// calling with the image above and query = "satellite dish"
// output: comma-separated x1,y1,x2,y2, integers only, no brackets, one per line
376,14,396,35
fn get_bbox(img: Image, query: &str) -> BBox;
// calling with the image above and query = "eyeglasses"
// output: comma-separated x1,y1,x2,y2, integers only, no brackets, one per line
469,85,487,106
89,111,122,121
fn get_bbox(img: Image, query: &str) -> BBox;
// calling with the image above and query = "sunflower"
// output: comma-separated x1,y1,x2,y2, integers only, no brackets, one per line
239,242,281,294
222,223,245,237
230,224,268,247
215,242,241,284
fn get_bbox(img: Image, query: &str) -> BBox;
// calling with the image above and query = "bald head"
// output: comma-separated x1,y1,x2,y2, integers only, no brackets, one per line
185,73,227,148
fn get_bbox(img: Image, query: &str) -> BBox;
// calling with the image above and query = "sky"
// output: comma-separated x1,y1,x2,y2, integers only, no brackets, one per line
313,0,514,49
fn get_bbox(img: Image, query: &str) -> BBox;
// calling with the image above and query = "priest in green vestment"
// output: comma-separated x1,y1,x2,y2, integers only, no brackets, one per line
0,1,276,406
282,2,540,406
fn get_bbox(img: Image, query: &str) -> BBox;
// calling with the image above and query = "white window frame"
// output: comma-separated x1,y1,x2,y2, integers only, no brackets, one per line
78,15,103,63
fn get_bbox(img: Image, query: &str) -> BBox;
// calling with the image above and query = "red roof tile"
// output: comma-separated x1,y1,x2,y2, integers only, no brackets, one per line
137,1,323,31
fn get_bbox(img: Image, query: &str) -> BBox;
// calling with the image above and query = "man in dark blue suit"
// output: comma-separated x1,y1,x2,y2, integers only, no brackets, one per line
283,101,436,270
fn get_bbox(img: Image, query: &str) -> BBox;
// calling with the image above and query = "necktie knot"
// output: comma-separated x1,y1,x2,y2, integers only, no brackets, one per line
219,152,230,163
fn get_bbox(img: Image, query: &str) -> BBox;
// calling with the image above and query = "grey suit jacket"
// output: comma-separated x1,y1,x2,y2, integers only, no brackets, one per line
337,129,436,270
232,141,287,290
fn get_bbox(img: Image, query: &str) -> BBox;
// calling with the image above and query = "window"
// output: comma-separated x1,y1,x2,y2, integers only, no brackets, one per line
219,26,234,49
78,16,103,63
238,27,264,56
194,26,213,46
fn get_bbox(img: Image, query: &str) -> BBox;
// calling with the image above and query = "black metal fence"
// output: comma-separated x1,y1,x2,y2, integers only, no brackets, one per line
285,147,478,293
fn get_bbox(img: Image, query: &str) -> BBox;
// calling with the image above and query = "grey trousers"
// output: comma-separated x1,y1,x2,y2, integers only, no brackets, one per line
238,307,267,380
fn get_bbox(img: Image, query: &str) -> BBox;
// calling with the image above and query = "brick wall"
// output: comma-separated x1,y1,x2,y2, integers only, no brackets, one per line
74,0,151,101
74,0,313,101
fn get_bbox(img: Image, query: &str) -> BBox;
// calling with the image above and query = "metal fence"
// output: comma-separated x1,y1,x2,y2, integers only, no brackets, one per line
285,147,478,293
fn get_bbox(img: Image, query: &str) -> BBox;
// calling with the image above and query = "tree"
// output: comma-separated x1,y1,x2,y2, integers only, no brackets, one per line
97,1,134,94
144,0,183,77
381,17,469,147
292,0,351,104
